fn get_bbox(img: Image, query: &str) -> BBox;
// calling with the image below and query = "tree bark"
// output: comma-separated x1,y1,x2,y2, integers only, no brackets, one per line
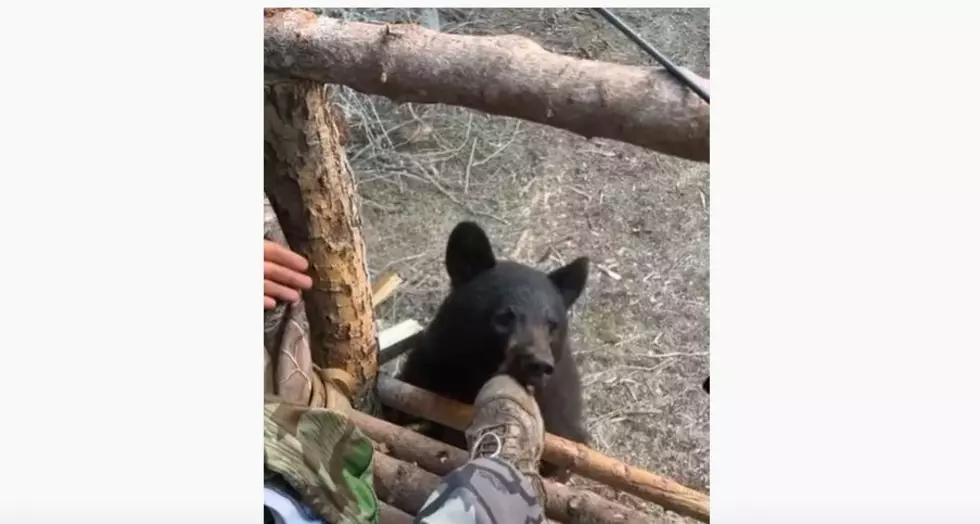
264,9,709,162
264,80,379,396
353,410,655,523
379,502,414,524
376,375,710,522
373,453,441,516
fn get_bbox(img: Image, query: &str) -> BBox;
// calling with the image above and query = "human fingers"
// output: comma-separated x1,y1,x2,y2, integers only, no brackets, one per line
265,279,301,304
264,240,310,273
264,261,313,291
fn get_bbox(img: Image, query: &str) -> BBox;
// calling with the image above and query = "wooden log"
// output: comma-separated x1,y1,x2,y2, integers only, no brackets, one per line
373,452,440,516
264,80,379,395
353,410,655,523
379,502,414,524
264,9,709,162
376,375,710,522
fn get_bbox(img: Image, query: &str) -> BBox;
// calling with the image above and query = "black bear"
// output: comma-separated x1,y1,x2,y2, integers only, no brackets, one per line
393,221,590,480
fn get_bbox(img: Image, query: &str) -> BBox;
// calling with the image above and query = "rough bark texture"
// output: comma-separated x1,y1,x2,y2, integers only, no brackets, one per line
264,9,709,162
376,375,710,523
353,410,654,524
264,80,379,397
373,453,441,516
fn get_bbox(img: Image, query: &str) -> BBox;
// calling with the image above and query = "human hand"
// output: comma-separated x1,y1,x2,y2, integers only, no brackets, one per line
264,240,313,309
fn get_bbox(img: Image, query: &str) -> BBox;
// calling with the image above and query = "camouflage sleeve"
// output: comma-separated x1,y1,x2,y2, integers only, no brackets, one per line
265,196,376,522
264,194,315,405
414,458,545,524
265,397,380,524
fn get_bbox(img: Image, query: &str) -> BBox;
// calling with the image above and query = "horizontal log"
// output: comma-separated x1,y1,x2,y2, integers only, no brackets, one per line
374,452,439,516
379,502,414,524
376,375,709,522
374,452,563,524
264,9,709,162
353,410,653,523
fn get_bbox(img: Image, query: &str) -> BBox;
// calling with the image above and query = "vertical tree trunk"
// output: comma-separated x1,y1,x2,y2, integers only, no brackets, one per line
264,80,379,401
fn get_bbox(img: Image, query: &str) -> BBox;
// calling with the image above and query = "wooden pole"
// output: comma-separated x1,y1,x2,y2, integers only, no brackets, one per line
376,375,710,522
353,410,655,523
379,502,414,524
264,80,379,397
373,452,440,516
264,9,709,162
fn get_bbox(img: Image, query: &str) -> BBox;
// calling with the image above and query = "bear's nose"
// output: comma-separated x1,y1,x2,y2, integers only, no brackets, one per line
523,357,554,378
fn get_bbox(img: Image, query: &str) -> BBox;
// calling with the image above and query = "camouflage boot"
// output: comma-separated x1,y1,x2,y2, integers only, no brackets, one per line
464,374,548,503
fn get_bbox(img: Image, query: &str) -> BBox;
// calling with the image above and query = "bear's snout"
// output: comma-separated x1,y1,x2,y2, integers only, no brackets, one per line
508,348,555,391
524,357,554,378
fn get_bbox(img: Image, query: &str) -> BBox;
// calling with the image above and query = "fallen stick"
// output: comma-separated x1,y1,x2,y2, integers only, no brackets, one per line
264,9,709,162
376,375,709,522
353,410,653,523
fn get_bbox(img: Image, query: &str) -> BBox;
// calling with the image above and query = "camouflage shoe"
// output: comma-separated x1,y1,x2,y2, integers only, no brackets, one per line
465,374,547,500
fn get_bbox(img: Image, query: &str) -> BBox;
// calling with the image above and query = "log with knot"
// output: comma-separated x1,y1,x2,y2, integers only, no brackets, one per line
264,9,709,162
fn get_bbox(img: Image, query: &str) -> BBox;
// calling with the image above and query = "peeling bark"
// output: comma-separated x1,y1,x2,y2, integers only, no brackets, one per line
373,453,441,516
264,80,379,395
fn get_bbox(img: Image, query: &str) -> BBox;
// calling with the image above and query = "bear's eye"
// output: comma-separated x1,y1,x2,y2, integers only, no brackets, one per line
492,308,516,332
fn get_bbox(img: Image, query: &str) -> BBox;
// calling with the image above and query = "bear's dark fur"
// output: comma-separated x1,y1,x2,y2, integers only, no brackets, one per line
393,221,590,479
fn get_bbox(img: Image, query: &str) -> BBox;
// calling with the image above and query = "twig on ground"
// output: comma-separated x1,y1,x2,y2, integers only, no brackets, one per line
566,185,591,200
463,138,477,194
472,121,522,167
596,263,622,281
642,351,709,359
362,198,396,212
510,229,530,260
410,161,510,225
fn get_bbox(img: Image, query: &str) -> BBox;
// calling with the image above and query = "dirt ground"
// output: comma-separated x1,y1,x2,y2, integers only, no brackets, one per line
327,8,709,521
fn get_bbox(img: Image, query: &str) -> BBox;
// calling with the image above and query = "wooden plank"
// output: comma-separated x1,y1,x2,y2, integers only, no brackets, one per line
372,272,404,309
379,319,424,365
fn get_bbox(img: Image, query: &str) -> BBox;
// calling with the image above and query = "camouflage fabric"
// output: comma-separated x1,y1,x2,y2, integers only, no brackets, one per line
415,458,545,524
265,397,379,524
265,194,317,405
264,195,379,523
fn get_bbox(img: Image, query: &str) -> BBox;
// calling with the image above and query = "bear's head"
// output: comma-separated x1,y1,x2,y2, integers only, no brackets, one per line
443,221,589,391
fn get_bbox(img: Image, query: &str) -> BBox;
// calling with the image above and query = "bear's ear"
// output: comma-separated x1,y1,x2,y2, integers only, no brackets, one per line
548,256,589,309
445,221,497,287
